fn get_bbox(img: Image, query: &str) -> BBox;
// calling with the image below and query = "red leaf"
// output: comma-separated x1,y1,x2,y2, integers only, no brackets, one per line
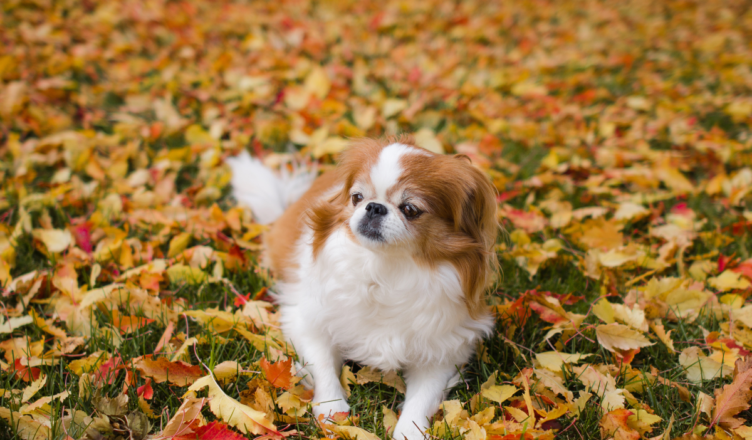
528,301,568,325
95,356,123,385
184,421,246,440
13,359,41,382
138,378,154,400
260,357,294,390
70,222,93,253
549,292,585,305
733,260,752,280
233,292,252,307
719,253,738,272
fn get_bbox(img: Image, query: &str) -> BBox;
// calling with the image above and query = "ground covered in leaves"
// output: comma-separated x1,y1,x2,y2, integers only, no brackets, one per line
2,0,752,439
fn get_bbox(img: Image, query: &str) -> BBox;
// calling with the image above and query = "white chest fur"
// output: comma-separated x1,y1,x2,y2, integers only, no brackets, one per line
277,227,493,371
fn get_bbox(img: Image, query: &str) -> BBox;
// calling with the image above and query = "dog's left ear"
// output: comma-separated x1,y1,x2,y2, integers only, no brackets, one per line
457,164,498,252
454,154,472,163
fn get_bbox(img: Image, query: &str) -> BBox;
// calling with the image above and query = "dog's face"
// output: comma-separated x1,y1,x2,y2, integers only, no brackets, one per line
308,137,499,316
312,138,497,255
346,143,430,249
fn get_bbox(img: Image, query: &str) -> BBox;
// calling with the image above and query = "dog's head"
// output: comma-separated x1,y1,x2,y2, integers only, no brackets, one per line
309,136,498,317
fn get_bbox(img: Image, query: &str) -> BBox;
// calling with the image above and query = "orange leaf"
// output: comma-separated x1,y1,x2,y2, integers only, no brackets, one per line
599,409,639,440
112,310,155,334
134,355,204,386
260,357,294,390
138,272,163,292
711,357,752,430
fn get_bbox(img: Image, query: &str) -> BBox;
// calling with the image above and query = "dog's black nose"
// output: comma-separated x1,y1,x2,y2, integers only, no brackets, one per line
365,202,387,219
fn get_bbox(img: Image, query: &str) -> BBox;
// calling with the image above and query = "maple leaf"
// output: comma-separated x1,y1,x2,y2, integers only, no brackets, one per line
152,394,207,440
134,355,204,386
710,357,752,430
260,357,294,390
599,408,640,440
679,347,732,383
595,323,654,353
187,374,277,436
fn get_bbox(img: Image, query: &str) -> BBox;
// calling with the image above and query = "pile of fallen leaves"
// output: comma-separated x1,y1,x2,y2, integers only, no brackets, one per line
2,0,752,439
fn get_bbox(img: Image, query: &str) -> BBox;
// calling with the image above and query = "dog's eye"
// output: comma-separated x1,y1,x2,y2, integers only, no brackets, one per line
400,203,421,219
351,193,363,206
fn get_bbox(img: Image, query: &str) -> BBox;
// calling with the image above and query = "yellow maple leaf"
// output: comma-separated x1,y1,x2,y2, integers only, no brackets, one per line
595,323,654,352
480,384,518,404
187,373,276,435
32,228,72,253
709,270,751,292
679,347,732,383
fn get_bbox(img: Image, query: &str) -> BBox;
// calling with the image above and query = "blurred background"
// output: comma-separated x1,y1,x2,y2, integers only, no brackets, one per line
3,0,751,170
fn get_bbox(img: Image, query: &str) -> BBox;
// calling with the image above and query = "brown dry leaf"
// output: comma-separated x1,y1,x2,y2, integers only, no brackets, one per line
711,357,752,429
356,366,406,393
151,393,207,439
133,355,204,386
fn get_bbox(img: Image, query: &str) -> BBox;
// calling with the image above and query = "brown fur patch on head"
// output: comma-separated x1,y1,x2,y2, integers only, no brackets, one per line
399,152,499,318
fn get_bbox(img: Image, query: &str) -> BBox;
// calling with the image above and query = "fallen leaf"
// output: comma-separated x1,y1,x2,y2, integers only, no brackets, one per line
711,357,752,429
187,374,277,435
356,366,406,393
261,357,295,390
32,228,72,253
600,408,640,440
134,355,204,386
152,394,207,439
596,323,655,352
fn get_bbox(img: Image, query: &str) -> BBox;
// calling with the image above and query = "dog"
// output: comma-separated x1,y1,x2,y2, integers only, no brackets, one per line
227,136,498,439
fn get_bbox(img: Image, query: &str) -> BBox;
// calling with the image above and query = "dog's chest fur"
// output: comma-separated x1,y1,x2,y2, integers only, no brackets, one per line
278,227,493,371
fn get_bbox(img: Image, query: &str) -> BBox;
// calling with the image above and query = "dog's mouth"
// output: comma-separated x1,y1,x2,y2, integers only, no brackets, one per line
357,218,385,242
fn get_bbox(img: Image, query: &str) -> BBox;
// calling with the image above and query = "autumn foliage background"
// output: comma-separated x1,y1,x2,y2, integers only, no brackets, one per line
2,0,752,439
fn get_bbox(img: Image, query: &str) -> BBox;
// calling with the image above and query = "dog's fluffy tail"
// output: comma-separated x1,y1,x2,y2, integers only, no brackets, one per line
226,151,317,224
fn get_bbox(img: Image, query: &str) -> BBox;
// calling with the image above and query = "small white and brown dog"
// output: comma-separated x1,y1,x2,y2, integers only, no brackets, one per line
227,136,498,440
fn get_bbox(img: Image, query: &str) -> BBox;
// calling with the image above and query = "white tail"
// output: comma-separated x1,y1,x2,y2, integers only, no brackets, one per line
226,151,317,224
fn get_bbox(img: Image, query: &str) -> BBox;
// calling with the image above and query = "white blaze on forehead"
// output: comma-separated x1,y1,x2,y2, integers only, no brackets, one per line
370,143,428,199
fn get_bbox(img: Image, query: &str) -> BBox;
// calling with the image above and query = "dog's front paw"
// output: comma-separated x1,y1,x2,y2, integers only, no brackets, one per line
392,420,428,440
312,398,350,421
